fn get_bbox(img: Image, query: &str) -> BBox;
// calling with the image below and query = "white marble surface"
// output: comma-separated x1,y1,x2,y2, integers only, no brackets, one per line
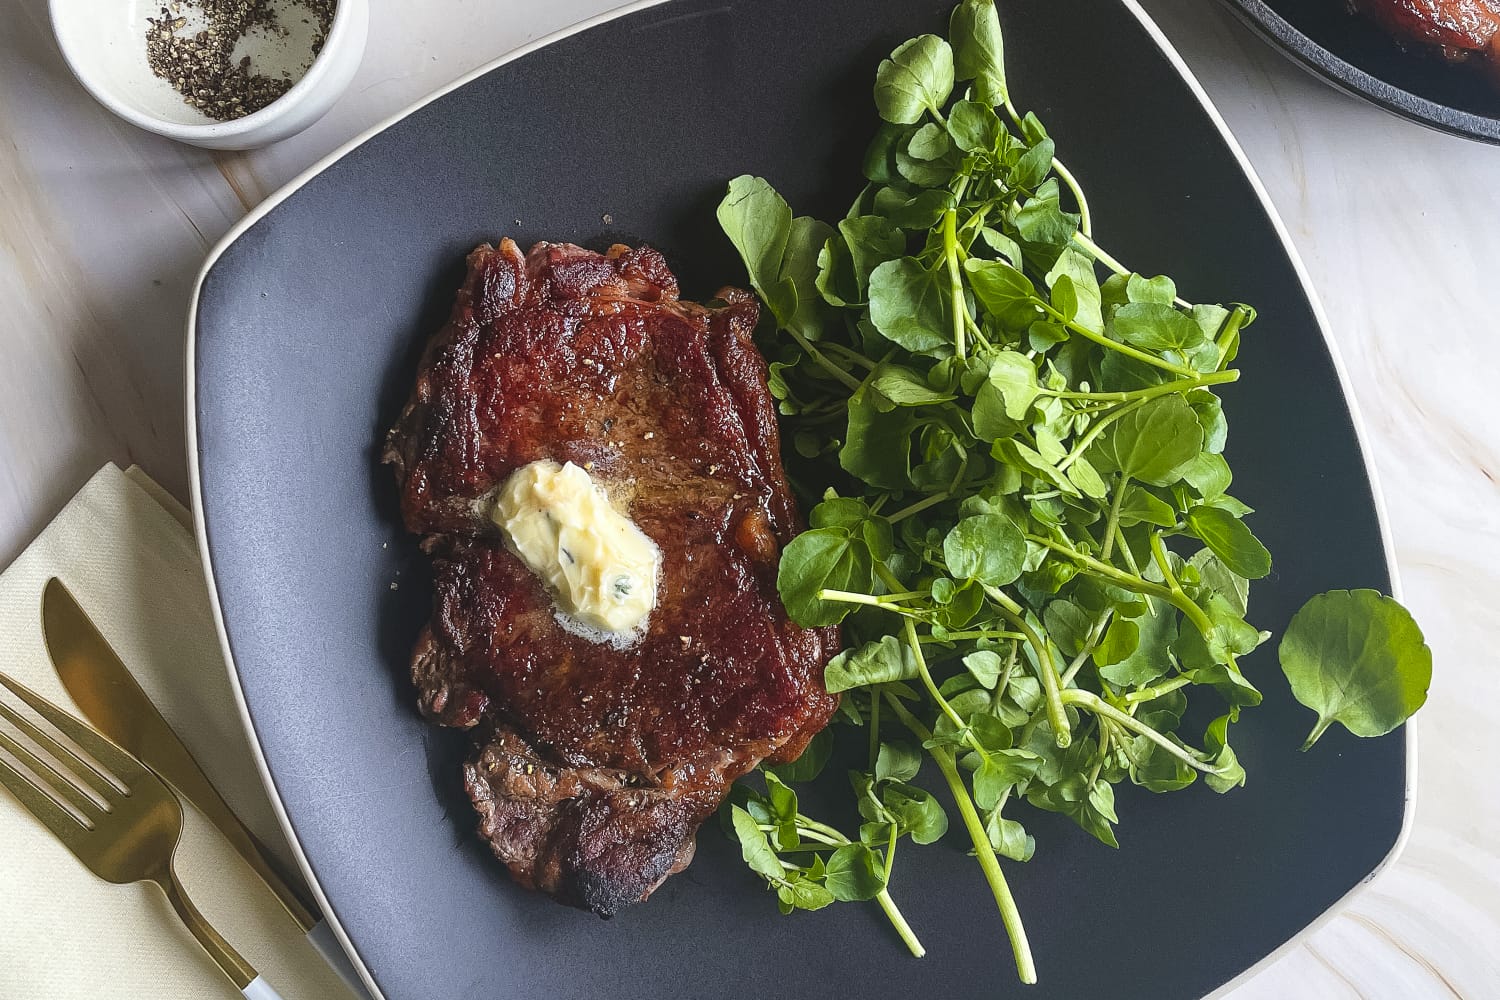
0,0,1495,996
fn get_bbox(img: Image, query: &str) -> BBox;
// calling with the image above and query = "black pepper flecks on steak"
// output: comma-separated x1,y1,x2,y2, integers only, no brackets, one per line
385,239,839,915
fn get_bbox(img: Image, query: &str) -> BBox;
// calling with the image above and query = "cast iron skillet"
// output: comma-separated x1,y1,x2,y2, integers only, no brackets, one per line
1219,0,1500,143
190,1,1411,998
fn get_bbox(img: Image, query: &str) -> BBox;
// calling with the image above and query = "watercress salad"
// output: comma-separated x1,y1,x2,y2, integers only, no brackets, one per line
715,0,1432,985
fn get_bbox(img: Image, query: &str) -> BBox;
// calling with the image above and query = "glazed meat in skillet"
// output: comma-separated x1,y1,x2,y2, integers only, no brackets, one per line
1354,0,1500,73
385,239,839,915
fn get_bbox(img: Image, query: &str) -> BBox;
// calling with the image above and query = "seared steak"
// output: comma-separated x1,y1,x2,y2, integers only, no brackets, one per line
385,239,838,915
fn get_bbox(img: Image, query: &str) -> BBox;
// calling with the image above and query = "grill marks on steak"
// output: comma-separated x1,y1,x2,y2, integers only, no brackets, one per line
386,239,838,915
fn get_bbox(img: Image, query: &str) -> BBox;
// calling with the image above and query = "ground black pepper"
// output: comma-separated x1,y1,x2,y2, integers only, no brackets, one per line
145,0,336,122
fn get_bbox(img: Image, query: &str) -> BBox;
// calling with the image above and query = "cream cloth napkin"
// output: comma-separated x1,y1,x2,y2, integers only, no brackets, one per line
0,464,354,999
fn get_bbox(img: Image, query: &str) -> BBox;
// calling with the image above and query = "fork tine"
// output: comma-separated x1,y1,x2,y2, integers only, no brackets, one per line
0,698,120,800
0,724,105,819
0,750,89,849
0,671,144,784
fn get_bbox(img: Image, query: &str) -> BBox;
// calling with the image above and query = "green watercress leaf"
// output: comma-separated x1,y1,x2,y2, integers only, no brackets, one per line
1279,590,1432,748
875,34,955,124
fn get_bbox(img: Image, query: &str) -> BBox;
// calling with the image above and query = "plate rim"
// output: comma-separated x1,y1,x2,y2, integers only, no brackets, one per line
184,3,1418,997
1215,0,1500,145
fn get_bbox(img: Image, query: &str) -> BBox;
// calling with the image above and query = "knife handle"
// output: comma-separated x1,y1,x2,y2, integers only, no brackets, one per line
308,919,374,998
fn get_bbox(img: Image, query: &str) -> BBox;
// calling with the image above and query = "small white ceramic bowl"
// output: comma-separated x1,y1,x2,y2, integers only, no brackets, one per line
51,0,368,150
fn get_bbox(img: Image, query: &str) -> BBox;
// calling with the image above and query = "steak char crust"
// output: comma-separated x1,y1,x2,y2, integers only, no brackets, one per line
386,239,838,915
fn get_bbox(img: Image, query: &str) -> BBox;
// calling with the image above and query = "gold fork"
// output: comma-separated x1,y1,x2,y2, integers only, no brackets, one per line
0,670,285,999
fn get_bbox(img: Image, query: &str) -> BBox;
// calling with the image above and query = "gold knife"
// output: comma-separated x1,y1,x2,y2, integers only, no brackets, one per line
41,577,320,929
40,577,373,996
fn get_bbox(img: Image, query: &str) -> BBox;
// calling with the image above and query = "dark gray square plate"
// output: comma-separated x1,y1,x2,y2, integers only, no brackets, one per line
189,2,1413,998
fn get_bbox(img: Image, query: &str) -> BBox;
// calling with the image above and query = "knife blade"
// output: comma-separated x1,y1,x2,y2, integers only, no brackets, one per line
40,578,320,925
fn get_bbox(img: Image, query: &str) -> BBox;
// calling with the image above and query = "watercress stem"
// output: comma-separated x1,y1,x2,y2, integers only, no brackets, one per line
887,491,951,524
982,585,1071,747
1060,608,1112,688
1125,675,1193,704
1057,399,1148,474
1039,370,1239,403
884,692,1037,984
942,209,968,360
1036,299,1198,377
876,888,927,959
785,326,864,393
1059,689,1226,776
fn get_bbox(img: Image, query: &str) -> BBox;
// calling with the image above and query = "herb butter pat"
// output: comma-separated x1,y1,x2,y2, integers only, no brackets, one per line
493,460,660,636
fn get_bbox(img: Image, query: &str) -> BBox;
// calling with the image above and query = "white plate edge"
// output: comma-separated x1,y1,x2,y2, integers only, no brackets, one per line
181,3,1418,998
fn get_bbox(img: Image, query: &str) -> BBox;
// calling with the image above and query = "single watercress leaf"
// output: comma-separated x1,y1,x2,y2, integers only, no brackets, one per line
1043,600,1092,658
1180,452,1232,499
873,186,955,229
869,258,952,354
950,0,1007,105
897,142,958,187
777,527,873,627
1126,273,1176,305
1092,617,1139,668
1186,505,1271,580
1067,457,1109,500
841,391,916,489
986,811,1036,862
1046,248,1103,331
1111,302,1205,352
1012,180,1081,247
1130,740,1197,793
840,215,905,299
1202,714,1247,793
763,772,801,849
824,635,919,693
782,216,835,339
986,350,1040,419
730,805,785,882
717,176,795,324
876,740,924,783
1117,484,1177,528
862,122,908,183
779,876,836,912
944,513,1026,587
1190,661,1264,711
824,843,888,902
978,227,1024,268
874,34,955,124
882,781,950,844
810,496,876,530
815,230,858,308
947,99,1002,153
964,258,1044,331
907,122,951,160
972,749,1042,809
963,649,1005,689
1188,390,1229,453
1279,590,1432,748
1189,548,1250,618
1010,137,1056,192
1086,394,1205,486
871,363,957,406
